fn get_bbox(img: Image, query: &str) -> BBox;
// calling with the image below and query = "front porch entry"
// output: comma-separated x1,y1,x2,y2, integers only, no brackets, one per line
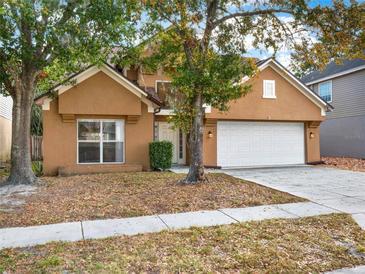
157,122,186,165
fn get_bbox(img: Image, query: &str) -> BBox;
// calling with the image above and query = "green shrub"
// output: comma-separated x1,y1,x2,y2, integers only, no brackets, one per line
32,161,43,177
149,141,173,171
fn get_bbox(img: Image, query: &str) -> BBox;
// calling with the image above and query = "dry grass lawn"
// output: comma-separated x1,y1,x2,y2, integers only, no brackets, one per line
0,172,305,228
322,157,365,172
1,214,365,273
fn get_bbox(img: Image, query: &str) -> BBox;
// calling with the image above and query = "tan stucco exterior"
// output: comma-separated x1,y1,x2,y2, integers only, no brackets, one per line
207,66,323,121
138,71,171,89
41,62,325,175
0,116,11,163
202,66,324,166
42,71,154,176
59,72,142,116
305,124,321,163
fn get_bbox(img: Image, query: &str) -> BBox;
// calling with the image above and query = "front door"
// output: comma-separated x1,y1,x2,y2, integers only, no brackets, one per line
158,122,185,164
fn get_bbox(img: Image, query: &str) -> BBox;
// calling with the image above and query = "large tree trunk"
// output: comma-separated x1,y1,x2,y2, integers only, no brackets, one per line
185,93,205,183
5,79,37,185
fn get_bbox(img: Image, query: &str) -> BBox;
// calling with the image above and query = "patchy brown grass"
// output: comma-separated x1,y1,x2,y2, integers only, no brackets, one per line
0,172,304,228
322,157,365,172
1,214,365,273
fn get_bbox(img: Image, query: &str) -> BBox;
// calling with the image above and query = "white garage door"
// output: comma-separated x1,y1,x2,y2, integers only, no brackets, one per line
217,121,305,167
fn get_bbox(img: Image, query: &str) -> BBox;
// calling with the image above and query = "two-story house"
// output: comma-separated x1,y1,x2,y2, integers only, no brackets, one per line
35,58,331,175
303,58,365,158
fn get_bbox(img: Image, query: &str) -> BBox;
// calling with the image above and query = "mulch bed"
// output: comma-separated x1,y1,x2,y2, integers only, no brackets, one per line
0,172,305,228
322,157,365,172
1,214,364,273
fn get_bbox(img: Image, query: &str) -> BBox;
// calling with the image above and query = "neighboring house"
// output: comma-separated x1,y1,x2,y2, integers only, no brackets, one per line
0,94,12,163
35,58,331,176
302,58,365,158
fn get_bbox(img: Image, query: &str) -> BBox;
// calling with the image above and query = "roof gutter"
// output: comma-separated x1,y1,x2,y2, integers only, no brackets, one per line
146,94,163,107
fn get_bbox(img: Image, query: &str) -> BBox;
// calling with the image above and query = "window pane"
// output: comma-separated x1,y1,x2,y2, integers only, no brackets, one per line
103,122,116,140
79,142,100,163
103,121,123,141
319,83,329,95
157,82,180,108
264,81,275,97
157,82,172,104
265,83,272,96
78,121,100,141
103,142,123,162
319,82,332,102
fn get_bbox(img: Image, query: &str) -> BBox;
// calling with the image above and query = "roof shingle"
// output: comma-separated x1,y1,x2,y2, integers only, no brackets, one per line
302,58,365,84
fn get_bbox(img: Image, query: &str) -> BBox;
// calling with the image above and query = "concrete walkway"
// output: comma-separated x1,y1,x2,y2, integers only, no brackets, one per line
0,201,338,249
170,165,365,230
326,265,365,274
222,166,365,229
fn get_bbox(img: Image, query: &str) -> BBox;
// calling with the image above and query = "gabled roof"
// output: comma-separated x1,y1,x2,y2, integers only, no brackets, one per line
251,58,333,115
255,57,271,67
35,58,332,116
302,58,365,85
34,62,162,109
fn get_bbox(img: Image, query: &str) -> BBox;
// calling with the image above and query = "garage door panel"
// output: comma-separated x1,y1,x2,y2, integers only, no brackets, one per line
217,121,305,167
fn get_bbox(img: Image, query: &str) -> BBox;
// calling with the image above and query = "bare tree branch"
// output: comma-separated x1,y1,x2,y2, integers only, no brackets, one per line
270,14,296,46
218,5,246,34
41,1,78,62
200,0,218,53
212,8,293,29
35,13,49,60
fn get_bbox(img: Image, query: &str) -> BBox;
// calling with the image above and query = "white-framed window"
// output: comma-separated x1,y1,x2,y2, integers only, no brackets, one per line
318,80,332,103
155,80,173,108
77,119,125,164
263,80,276,98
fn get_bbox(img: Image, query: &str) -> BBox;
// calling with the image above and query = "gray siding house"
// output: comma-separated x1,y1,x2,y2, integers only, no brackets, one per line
302,59,365,158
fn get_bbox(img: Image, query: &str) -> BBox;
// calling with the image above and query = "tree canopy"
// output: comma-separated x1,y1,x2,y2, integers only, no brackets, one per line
0,0,140,184
0,0,139,96
290,1,365,76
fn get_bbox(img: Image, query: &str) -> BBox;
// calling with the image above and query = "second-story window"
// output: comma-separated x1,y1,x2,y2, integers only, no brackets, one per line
318,81,332,103
156,81,173,108
263,80,276,98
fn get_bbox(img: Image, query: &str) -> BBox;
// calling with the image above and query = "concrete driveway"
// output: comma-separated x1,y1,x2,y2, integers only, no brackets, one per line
224,166,365,224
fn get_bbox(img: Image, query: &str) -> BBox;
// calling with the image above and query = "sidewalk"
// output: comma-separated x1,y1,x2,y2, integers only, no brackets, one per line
326,265,365,274
0,201,338,249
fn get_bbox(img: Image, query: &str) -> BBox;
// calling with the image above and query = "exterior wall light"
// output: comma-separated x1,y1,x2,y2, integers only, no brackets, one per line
208,131,213,138
309,132,315,139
